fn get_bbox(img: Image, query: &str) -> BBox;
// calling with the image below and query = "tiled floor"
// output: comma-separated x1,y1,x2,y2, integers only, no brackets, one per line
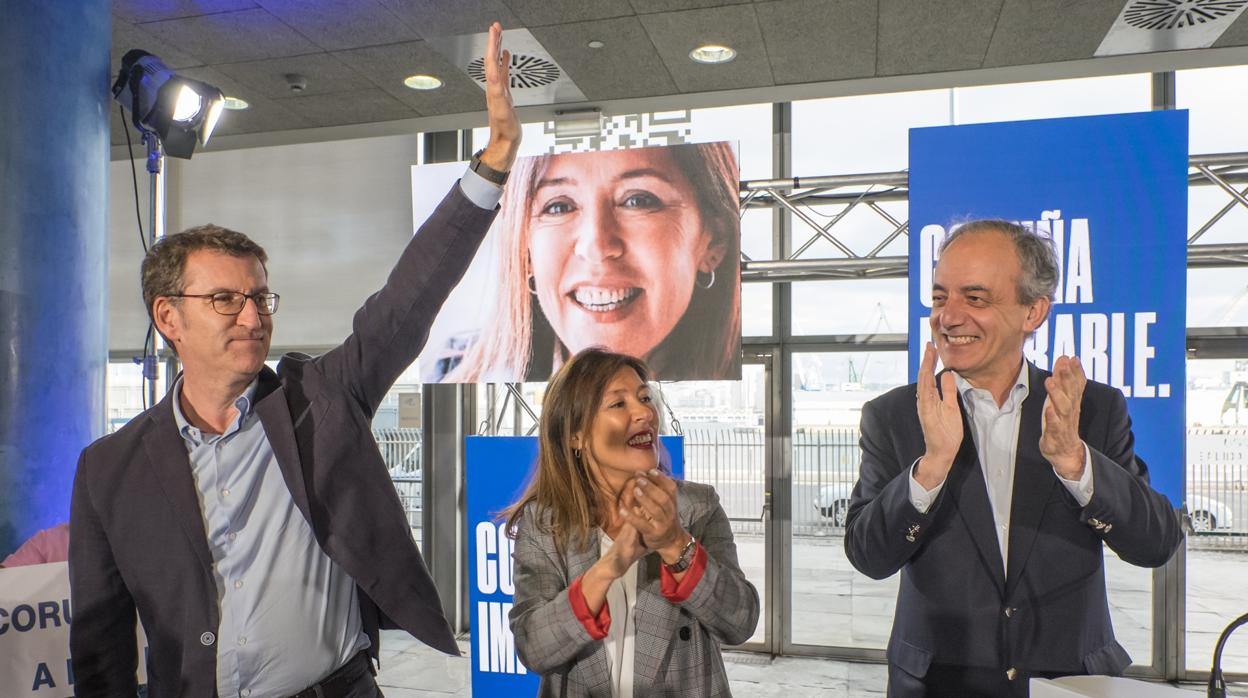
374,630,888,697
375,631,1248,697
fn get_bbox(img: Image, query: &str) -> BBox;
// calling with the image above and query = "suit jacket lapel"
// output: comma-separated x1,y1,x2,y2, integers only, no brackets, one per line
142,390,215,574
948,394,1007,595
252,369,315,530
1006,363,1058,595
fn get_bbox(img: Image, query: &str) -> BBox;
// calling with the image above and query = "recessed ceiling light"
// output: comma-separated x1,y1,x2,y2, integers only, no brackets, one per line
222,96,249,110
404,74,443,90
689,44,736,64
587,40,605,49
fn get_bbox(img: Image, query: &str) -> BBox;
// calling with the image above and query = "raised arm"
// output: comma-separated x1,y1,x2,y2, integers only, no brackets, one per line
315,21,521,411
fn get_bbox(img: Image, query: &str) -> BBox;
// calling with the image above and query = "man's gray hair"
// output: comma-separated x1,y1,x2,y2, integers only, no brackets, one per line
939,219,1059,305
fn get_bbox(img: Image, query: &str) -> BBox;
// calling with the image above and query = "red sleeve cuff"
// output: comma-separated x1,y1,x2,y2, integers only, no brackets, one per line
660,542,708,603
567,575,611,640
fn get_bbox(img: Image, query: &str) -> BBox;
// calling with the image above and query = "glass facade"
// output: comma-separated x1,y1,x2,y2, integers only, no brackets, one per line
103,67,1248,682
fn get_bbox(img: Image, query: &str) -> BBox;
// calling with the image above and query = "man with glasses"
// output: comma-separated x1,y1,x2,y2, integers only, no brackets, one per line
68,22,518,698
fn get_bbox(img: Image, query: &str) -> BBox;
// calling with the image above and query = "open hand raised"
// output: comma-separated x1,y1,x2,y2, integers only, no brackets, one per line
914,342,963,490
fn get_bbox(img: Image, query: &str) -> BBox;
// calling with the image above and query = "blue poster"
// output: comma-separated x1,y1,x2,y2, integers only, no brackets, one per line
465,435,685,697
908,110,1188,504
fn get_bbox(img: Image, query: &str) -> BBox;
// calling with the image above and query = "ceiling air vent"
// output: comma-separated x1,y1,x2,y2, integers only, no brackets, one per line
1125,0,1248,29
1097,0,1248,55
467,54,561,90
426,28,586,107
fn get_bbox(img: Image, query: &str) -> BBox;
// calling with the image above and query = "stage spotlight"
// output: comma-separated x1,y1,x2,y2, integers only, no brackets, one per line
112,49,225,159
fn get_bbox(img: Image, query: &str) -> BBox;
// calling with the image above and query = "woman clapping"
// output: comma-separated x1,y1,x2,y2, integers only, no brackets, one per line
506,347,758,697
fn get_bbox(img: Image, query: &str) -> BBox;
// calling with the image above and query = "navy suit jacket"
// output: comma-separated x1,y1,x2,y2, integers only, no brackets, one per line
68,184,497,697
844,362,1183,697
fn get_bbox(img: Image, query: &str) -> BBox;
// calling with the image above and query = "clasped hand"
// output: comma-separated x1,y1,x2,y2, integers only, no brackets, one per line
601,470,690,578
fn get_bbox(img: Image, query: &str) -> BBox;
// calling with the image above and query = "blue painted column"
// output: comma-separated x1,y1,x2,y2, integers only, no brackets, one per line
0,0,111,557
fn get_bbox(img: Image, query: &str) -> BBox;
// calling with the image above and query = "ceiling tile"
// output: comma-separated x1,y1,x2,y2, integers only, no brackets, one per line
112,19,205,71
137,7,322,64
983,0,1123,68
376,0,520,38
215,53,371,99
639,4,774,93
273,87,418,126
877,0,1002,76
334,42,487,116
629,0,751,14
529,17,678,100
755,0,876,85
1215,8,1248,48
502,0,635,26
254,0,423,50
113,0,257,24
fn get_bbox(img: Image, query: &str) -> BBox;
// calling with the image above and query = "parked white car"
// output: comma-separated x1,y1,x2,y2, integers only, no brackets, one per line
1187,494,1234,533
814,483,855,527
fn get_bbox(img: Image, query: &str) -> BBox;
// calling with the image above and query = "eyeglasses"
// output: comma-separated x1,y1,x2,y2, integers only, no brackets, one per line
169,291,280,316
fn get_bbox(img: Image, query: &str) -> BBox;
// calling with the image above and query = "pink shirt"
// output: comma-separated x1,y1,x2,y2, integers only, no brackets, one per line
2,522,70,567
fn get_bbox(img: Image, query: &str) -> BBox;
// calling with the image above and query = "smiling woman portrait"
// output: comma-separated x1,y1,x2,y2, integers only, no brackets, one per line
505,348,758,697
446,142,741,382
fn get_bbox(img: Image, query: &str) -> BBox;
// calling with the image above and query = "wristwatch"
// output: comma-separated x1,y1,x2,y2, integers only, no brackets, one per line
663,536,698,573
469,148,509,186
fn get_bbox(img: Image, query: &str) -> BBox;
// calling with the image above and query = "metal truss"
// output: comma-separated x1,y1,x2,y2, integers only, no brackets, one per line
739,152,1248,283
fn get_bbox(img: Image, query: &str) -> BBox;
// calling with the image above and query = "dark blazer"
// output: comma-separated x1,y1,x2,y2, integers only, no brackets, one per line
844,363,1183,698
68,184,497,697
510,481,759,697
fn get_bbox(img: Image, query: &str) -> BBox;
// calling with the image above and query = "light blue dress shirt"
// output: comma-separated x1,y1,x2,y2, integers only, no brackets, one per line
174,377,368,698
171,170,502,697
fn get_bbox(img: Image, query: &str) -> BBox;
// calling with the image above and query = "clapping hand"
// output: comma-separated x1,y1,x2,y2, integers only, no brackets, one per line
914,342,963,490
619,469,692,565
600,521,647,578
1040,356,1088,479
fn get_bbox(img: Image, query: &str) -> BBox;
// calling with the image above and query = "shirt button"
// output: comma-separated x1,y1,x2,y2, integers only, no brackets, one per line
238,636,247,646
200,631,215,646
228,532,238,542
234,580,243,589
242,691,251,697
221,489,230,497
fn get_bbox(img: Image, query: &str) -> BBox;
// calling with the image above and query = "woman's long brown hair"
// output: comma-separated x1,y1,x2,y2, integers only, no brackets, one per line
502,348,655,553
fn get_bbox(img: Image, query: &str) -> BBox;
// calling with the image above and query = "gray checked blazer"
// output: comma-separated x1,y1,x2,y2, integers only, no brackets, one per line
510,480,759,697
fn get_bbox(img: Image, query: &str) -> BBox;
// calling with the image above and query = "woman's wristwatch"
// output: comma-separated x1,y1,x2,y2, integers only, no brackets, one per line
664,536,698,573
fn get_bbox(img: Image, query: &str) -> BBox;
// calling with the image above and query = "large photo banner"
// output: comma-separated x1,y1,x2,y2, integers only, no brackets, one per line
908,110,1188,504
465,435,684,697
412,143,742,383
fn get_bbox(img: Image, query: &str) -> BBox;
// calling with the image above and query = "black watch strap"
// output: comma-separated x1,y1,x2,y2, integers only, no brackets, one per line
469,148,509,186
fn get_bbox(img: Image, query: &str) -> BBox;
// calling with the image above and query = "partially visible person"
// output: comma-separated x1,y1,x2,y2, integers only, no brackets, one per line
0,521,69,567
68,22,519,698
447,143,741,382
507,348,758,697
844,219,1183,697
